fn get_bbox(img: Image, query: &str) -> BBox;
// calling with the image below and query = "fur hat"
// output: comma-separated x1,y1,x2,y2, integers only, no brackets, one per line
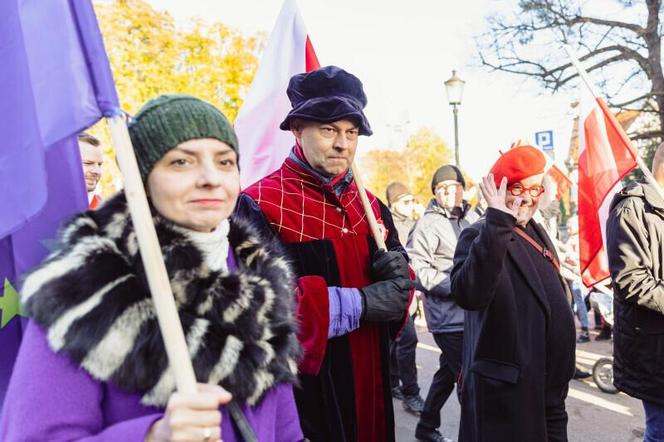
129,95,238,181
431,165,465,194
279,66,372,135
489,145,546,187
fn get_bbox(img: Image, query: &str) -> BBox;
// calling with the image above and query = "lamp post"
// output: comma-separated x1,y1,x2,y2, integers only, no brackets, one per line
444,70,465,167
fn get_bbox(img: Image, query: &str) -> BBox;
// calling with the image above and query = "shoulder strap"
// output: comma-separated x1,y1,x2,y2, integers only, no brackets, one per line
512,227,560,273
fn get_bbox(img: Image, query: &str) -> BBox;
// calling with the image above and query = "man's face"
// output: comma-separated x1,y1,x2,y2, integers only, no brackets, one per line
291,119,359,178
392,193,416,218
434,180,463,210
505,173,545,227
79,141,103,192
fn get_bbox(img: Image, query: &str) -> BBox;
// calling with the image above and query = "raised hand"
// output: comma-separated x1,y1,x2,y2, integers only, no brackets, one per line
479,173,522,218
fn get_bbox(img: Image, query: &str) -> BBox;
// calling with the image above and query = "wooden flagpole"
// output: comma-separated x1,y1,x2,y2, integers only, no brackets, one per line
351,161,387,251
107,115,198,395
563,44,664,202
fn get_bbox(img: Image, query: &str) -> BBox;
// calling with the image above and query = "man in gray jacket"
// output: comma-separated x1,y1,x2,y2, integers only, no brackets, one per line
410,165,478,442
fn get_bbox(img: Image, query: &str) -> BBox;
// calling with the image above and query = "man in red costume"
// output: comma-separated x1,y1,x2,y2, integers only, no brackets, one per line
235,65,414,442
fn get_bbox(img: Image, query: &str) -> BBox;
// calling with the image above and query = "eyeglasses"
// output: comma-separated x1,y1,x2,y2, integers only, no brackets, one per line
435,183,462,193
508,183,545,197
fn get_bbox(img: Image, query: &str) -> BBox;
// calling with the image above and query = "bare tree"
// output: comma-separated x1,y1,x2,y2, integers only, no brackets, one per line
478,0,664,143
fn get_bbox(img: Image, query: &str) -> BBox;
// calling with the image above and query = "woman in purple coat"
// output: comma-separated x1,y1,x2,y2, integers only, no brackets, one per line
0,95,303,442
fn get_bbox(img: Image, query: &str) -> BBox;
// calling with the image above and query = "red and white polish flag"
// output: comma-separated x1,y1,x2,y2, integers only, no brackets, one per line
234,0,320,189
577,85,638,287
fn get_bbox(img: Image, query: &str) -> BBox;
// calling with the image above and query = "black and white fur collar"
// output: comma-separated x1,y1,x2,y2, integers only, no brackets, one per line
21,192,300,407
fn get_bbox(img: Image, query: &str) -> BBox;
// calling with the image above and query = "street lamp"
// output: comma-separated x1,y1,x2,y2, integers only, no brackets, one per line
444,70,465,167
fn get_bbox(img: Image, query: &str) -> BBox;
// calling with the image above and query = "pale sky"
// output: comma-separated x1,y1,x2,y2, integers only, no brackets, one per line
148,0,579,181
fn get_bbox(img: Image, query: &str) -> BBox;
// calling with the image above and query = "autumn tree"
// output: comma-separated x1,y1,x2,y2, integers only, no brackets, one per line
477,0,664,145
362,127,453,204
89,0,264,194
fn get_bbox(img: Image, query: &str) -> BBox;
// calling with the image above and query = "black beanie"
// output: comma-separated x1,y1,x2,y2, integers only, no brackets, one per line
129,95,239,181
431,165,465,194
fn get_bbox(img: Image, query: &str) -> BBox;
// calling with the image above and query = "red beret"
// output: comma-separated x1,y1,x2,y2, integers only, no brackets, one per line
490,145,546,187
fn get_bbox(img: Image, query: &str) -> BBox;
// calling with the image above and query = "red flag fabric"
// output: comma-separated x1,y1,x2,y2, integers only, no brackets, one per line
548,164,573,200
234,0,320,189
577,94,638,286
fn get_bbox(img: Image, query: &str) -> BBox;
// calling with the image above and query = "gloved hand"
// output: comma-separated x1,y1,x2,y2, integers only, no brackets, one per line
360,278,416,322
371,249,410,282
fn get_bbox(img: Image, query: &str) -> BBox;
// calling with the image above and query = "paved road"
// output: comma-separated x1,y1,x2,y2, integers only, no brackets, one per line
394,324,645,442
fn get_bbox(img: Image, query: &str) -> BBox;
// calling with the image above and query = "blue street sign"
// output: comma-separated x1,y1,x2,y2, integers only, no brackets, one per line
535,130,554,151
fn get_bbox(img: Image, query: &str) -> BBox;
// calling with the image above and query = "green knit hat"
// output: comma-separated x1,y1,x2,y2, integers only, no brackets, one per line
128,94,239,180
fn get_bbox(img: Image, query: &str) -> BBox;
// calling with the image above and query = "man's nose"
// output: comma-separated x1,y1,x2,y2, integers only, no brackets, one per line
334,132,350,150
520,192,533,205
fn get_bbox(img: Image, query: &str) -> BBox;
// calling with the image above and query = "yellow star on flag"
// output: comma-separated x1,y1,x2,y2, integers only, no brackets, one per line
0,278,24,328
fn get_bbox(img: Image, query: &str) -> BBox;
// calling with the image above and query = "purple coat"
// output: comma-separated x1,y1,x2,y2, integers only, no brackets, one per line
0,322,303,441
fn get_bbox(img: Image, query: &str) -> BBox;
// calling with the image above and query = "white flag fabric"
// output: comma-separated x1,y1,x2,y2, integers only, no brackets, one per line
235,0,319,188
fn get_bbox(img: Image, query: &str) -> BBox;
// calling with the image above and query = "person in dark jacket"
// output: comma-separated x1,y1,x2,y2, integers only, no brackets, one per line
385,182,425,415
607,142,664,442
450,146,575,442
409,165,478,442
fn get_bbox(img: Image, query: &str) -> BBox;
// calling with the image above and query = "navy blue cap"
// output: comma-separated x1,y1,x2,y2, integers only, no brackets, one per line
279,65,372,136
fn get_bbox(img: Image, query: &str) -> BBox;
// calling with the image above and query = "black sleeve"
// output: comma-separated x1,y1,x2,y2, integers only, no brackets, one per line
450,208,515,311
607,197,664,314
232,193,277,242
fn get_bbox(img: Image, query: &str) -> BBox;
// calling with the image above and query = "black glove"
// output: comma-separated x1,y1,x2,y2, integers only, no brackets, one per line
360,278,416,322
371,249,410,282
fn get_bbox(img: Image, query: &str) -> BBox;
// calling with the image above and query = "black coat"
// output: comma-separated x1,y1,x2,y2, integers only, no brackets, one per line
607,180,664,405
450,209,576,442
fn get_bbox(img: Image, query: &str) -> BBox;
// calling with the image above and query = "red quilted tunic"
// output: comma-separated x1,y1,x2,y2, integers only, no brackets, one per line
244,158,382,243
240,156,400,442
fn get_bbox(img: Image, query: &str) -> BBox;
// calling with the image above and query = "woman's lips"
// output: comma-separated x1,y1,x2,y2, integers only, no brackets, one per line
190,199,224,207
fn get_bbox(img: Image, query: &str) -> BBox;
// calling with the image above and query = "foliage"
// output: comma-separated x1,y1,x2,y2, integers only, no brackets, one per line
361,127,453,204
89,0,264,195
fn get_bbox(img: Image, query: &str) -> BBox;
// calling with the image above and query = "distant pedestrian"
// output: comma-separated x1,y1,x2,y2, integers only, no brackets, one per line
78,132,104,208
386,182,425,416
409,165,478,442
562,215,590,343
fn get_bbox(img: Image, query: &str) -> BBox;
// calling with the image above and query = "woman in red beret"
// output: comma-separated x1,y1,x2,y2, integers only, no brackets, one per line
450,146,576,441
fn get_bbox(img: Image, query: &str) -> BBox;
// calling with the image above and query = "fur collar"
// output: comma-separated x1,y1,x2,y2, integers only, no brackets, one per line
21,192,300,407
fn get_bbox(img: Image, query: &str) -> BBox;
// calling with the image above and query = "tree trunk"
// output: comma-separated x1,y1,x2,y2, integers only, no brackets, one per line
645,0,664,136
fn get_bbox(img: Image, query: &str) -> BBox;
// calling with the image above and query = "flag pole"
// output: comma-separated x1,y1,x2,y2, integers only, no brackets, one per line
351,161,387,250
563,44,664,200
107,115,198,395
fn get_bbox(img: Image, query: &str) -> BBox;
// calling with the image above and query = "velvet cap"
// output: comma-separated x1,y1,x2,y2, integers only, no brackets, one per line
279,65,372,136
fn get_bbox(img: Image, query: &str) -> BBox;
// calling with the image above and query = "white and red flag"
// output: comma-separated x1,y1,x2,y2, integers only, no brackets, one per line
576,86,638,286
235,0,320,188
